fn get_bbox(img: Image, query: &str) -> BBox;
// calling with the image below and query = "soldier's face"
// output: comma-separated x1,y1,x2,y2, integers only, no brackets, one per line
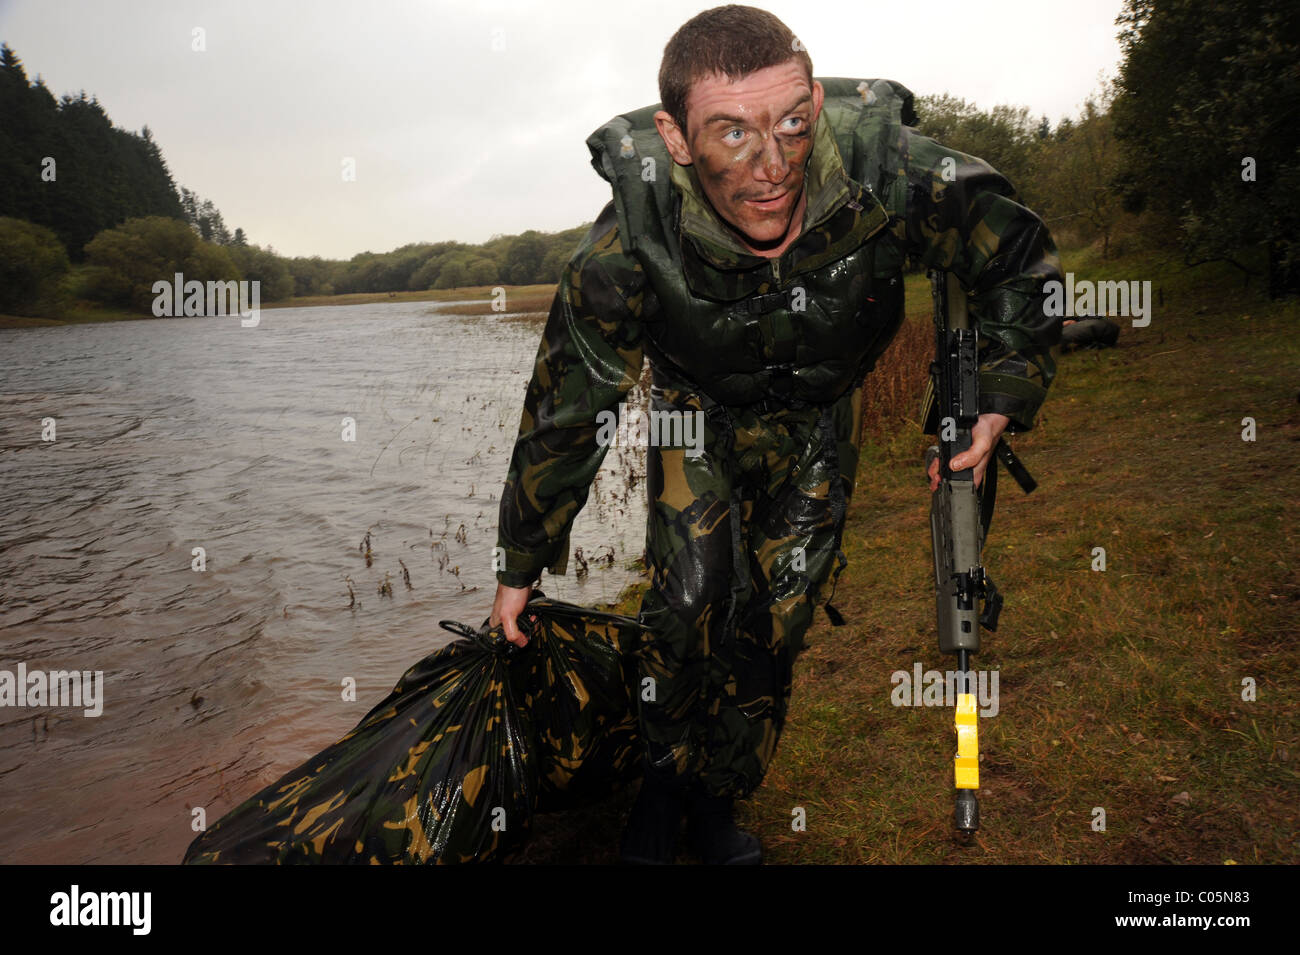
656,60,823,254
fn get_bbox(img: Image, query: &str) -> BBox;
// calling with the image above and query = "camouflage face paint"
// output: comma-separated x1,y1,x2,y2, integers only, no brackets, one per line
682,61,821,255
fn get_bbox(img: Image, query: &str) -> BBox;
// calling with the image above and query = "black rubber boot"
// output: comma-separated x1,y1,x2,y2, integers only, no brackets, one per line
685,790,762,865
619,770,687,865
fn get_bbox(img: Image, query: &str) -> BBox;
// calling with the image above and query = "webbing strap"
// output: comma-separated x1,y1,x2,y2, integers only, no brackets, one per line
819,403,850,627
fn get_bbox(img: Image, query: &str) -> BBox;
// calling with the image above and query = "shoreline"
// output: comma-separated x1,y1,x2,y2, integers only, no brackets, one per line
0,283,558,329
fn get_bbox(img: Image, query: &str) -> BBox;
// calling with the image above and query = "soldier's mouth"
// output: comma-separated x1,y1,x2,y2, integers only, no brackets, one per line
744,192,788,208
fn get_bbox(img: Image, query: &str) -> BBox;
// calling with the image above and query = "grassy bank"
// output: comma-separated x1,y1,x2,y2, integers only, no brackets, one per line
0,284,558,328
517,242,1300,864
259,283,556,311
0,304,149,328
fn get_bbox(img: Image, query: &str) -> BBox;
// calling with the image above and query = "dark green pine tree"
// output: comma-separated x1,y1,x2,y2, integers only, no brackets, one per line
0,44,186,259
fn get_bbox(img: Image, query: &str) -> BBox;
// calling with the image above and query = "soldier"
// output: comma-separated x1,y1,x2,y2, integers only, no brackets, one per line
490,4,1062,864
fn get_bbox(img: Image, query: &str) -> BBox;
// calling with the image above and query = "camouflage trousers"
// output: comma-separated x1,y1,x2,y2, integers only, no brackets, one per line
635,375,866,799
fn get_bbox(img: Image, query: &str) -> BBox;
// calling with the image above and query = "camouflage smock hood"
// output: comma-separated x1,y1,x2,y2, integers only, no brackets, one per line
583,77,921,408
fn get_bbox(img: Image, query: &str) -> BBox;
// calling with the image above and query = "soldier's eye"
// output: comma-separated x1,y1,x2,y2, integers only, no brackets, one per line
724,128,744,143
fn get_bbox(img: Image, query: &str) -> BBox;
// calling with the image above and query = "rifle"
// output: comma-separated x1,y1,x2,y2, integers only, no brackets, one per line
922,270,1037,835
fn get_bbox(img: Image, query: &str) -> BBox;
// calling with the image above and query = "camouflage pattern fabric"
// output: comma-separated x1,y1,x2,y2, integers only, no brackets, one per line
494,202,647,589
520,599,645,811
634,373,864,798
182,597,646,864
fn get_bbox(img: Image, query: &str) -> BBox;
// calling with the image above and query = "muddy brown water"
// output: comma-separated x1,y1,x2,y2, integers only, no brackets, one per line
0,302,646,863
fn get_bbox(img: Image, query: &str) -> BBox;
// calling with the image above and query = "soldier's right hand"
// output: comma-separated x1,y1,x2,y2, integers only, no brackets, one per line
490,582,534,647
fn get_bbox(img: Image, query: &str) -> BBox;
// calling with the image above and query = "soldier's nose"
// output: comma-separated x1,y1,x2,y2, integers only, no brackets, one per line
755,136,788,182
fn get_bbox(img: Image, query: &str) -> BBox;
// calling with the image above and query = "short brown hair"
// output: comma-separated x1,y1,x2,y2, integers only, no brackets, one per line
658,5,814,134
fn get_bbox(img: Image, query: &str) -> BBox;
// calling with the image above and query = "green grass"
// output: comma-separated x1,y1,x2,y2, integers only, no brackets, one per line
0,304,150,327
260,283,556,310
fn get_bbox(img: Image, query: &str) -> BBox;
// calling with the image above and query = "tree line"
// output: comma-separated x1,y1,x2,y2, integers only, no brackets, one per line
2,1,1295,318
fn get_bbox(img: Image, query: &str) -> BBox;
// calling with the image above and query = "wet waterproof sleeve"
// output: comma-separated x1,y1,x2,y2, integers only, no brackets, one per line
899,128,1063,433
495,203,647,588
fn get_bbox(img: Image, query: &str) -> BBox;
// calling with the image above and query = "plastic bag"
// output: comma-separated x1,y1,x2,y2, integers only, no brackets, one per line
183,594,647,864
514,598,645,812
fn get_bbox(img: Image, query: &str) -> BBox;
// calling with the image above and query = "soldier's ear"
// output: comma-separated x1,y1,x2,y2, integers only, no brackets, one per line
654,110,693,166
811,80,824,123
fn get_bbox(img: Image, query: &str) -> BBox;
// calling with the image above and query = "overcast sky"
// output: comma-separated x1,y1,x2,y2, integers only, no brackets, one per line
0,0,1128,259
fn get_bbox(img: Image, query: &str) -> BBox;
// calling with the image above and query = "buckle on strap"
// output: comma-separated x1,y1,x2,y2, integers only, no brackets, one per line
746,289,791,314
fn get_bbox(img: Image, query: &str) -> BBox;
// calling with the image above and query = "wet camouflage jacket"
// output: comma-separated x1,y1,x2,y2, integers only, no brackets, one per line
495,78,1062,589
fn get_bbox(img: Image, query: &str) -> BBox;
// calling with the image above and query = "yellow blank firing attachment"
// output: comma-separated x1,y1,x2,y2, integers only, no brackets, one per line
954,693,979,790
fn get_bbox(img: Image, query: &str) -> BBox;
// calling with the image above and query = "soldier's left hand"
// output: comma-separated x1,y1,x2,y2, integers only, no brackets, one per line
926,413,1011,492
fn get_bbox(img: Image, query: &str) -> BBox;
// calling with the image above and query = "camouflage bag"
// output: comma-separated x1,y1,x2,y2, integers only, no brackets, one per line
518,598,646,811
1060,316,1120,351
182,594,646,865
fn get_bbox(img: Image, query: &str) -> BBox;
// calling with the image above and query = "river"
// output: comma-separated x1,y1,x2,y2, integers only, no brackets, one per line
0,301,647,863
